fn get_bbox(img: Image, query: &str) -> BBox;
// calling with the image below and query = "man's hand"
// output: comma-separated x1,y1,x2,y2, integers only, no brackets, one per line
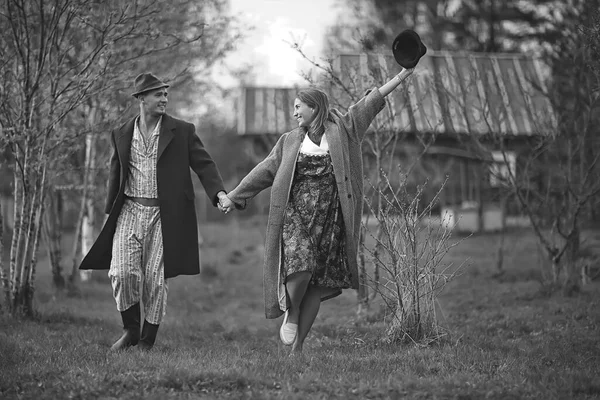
217,191,234,214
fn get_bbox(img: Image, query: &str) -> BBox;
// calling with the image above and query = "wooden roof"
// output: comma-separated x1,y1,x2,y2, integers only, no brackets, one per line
236,51,555,136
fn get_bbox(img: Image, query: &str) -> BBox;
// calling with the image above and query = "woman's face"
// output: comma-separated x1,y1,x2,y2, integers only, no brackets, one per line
293,99,315,127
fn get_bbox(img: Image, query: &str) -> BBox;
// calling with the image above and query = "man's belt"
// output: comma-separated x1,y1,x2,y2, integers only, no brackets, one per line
126,196,160,207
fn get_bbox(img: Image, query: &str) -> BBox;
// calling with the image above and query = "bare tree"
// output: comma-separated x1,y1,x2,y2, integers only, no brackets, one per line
0,0,240,316
363,170,465,344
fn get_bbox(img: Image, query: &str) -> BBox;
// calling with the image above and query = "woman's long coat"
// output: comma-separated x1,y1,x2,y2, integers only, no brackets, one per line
228,89,386,319
79,114,225,279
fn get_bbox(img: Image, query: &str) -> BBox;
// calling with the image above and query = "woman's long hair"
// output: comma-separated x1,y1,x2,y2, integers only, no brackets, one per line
296,88,331,136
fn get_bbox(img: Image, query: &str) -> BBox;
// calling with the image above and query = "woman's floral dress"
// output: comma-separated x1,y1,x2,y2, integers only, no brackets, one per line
281,147,353,297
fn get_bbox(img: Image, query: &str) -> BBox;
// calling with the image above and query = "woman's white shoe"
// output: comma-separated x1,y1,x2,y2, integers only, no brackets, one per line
279,311,297,345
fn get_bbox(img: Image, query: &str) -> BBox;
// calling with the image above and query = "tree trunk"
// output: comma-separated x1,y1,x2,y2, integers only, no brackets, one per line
19,167,45,316
356,225,369,318
357,149,383,315
370,150,384,300
73,105,98,284
494,195,508,274
10,160,26,313
387,289,430,344
0,201,7,312
43,188,65,288
27,189,45,312
79,127,97,282
563,224,581,296
9,138,47,317
79,197,95,282
486,0,497,52
371,224,384,300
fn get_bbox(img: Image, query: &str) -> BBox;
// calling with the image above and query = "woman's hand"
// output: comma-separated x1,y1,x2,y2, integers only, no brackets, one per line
396,67,415,82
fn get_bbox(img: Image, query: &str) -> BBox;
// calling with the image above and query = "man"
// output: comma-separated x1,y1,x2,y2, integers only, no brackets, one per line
80,73,229,351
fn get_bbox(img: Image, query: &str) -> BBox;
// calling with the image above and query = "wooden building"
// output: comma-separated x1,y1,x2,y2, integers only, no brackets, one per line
234,51,555,230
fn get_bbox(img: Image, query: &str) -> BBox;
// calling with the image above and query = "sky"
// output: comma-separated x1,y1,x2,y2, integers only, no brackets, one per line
223,0,339,87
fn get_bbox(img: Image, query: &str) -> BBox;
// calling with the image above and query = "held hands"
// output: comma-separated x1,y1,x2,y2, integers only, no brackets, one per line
217,191,234,214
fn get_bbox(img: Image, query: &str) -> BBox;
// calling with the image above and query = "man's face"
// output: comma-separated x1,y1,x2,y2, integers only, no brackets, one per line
141,87,168,116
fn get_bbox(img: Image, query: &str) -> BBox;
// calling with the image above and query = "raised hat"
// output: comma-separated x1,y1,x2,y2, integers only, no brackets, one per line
131,73,169,97
392,29,427,69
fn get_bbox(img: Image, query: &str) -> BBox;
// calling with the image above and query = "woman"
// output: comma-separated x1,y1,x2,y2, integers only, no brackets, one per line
219,67,414,353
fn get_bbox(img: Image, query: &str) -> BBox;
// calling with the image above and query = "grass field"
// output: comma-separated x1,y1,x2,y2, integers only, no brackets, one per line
1,215,599,399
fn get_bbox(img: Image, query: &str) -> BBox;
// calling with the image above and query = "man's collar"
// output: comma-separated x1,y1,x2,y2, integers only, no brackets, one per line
135,115,163,136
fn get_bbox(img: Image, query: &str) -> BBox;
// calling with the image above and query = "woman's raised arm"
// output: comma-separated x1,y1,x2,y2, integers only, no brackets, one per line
378,67,414,98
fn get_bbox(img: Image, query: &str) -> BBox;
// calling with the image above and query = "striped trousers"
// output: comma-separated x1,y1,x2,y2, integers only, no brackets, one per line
109,200,168,325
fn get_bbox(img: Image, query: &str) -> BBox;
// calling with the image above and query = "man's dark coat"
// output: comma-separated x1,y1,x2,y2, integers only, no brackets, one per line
79,114,225,279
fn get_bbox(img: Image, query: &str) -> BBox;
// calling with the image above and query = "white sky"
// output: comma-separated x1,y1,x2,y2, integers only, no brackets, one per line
223,0,338,87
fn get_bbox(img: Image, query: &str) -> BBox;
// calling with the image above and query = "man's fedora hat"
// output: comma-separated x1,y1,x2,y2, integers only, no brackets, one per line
131,73,169,97
392,29,427,69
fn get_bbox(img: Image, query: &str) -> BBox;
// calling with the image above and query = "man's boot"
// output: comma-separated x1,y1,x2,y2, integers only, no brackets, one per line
138,320,159,351
110,303,141,351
